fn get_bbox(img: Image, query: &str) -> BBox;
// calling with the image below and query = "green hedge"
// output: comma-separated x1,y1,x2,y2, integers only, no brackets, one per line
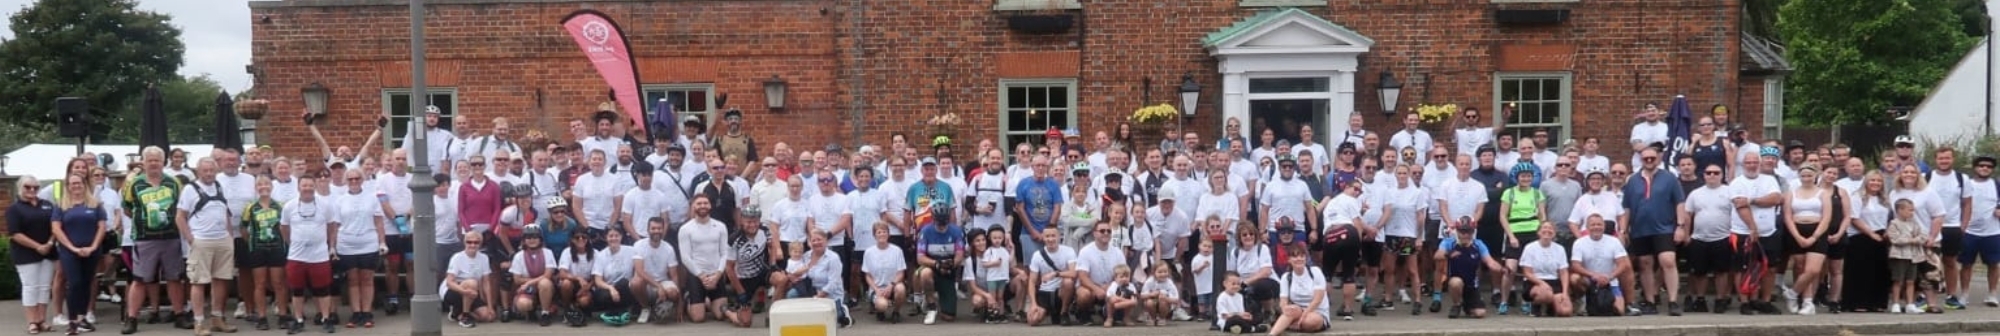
0,239,17,300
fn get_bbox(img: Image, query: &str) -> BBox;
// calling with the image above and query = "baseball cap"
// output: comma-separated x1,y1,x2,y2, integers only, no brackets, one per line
920,157,938,166
1157,188,1177,202
1895,135,1916,146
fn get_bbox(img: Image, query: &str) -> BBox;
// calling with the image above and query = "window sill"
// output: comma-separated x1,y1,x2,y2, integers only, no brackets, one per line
994,0,1080,11
1489,0,1579,3
1240,0,1321,7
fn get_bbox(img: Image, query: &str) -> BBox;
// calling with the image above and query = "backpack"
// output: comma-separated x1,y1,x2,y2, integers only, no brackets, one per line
1585,283,1620,316
188,182,230,219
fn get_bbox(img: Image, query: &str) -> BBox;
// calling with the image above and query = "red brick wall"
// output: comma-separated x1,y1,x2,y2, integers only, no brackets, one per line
251,0,1743,163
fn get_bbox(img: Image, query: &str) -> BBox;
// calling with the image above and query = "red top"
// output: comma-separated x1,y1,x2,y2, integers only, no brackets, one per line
457,179,504,230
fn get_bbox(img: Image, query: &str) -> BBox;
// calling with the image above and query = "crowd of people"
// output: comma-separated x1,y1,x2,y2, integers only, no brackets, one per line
8,103,2000,336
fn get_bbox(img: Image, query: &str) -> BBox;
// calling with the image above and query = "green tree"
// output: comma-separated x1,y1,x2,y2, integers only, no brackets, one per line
98,75,226,144
0,0,183,140
1780,0,1977,126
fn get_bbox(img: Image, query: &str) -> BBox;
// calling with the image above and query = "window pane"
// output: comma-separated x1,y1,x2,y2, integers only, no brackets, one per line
1048,87,1069,109
1541,79,1561,100
1249,77,1330,93
1001,82,1077,152
1006,109,1028,132
685,90,709,112
1028,87,1048,109
1008,87,1028,109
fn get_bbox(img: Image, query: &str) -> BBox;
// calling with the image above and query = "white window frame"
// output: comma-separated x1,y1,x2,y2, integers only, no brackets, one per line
642,83,718,128
380,88,459,149
993,0,1080,11
1763,77,1784,139
1240,0,1322,7
998,78,1079,156
1491,72,1573,143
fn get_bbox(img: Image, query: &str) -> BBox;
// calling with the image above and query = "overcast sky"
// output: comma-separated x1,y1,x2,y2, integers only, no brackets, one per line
0,0,254,91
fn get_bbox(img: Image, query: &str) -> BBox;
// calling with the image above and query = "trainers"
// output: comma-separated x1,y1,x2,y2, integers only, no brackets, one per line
1411,301,1422,316
1907,303,1925,314
1497,302,1510,315
320,317,336,334
55,315,70,326
1171,306,1192,321
924,310,938,325
211,316,239,333
235,303,248,319
87,313,97,325
253,316,270,331
1890,303,1904,314
1756,301,1782,315
1688,297,1709,313
1522,303,1535,317
636,308,651,324
1715,298,1732,315
195,318,212,336
1337,310,1354,321
456,314,477,328
1429,292,1444,313
384,298,402,317
1399,289,1413,303
1448,306,1463,319
1668,302,1683,316
122,316,139,335
1946,296,1967,310
1985,296,2000,307
1798,302,1816,315
286,318,304,335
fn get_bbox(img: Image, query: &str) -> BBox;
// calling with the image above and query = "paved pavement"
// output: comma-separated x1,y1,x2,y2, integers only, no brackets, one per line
6,300,1999,336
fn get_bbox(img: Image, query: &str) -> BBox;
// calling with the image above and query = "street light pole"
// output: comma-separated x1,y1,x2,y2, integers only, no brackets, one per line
406,0,441,335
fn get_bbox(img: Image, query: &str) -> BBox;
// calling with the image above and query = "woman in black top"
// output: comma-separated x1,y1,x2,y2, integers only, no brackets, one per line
1686,116,1733,177
9,175,57,334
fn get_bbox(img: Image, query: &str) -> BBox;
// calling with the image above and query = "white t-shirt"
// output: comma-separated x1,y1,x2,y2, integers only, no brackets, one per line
1215,292,1244,328
1260,177,1312,227
1277,267,1329,316
1028,246,1078,292
808,193,854,246
1192,253,1215,295
1436,178,1489,236
592,246,640,283
1729,174,1782,237
1389,129,1435,165
1077,243,1124,285
1968,178,2000,236
509,248,558,278
1685,185,1737,242
847,188,894,248
1928,170,1971,228
967,247,1011,283
1568,192,1625,228
619,187,668,240
332,190,385,255
862,244,906,288
1518,242,1568,280
1147,205,1193,256
630,240,679,281
1196,191,1241,232
444,251,492,293
969,171,1011,231
771,197,811,243
1380,185,1428,238
573,172,620,230
283,198,334,263
559,247,596,276
373,172,414,217
1569,236,1627,286
433,195,461,245
1231,245,1272,280
1454,127,1495,156
216,172,259,234
1322,193,1364,230
1890,189,1948,237
1630,122,1669,149
179,182,233,240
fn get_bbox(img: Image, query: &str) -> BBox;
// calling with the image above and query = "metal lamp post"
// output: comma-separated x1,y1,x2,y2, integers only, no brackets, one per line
405,0,443,334
1377,71,1403,117
1178,72,1201,144
763,75,789,112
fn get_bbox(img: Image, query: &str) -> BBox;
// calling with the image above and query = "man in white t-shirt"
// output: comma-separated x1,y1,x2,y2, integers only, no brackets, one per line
1959,157,2000,306
443,234,495,326
1452,107,1506,158
629,217,680,324
179,158,241,333
1074,222,1124,315
1727,151,1784,314
1629,103,1669,160
1389,113,1435,166
1569,214,1631,315
1025,229,1079,326
1929,148,1974,309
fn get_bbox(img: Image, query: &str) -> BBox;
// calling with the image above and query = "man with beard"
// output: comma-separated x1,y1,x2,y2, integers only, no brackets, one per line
1621,147,1686,316
696,157,746,231
968,149,1011,232
581,111,629,165
711,109,759,165
400,105,457,170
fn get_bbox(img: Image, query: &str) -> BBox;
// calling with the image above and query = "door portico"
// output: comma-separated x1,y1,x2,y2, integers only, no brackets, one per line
1204,8,1374,149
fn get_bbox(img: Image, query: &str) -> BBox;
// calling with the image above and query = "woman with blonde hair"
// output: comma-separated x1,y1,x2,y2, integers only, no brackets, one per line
9,175,56,334
52,172,107,335
1841,170,1894,312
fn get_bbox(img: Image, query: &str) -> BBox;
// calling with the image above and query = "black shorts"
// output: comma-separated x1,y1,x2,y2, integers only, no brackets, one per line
1362,241,1385,267
1825,235,1847,260
1035,290,1061,312
237,246,287,269
335,253,382,274
1534,278,1566,295
1759,235,1785,269
1627,234,1677,257
1320,238,1363,283
734,274,770,304
684,274,733,304
387,234,415,255
1792,224,1829,255
889,236,916,275
1683,239,1736,276
1942,227,1966,256
1458,282,1484,309
1503,232,1538,259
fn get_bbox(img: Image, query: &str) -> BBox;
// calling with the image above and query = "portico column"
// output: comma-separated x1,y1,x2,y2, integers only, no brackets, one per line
1222,68,1250,141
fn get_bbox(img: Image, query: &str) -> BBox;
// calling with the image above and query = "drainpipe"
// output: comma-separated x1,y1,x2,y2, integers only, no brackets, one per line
1986,0,1996,137
847,0,867,146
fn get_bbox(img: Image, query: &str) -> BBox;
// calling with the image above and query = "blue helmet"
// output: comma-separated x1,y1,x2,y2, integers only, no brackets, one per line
1511,162,1538,177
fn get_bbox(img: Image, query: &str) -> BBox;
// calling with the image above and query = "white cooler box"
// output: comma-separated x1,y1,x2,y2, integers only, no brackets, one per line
768,298,837,336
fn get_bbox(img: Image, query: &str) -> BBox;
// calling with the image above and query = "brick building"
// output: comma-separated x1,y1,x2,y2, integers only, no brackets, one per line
247,0,1782,165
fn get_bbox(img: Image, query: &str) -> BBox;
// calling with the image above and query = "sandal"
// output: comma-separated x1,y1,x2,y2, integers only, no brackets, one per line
29,321,44,334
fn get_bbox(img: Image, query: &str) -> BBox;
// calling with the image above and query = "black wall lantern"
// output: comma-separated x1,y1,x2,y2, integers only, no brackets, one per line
763,75,789,112
1377,71,1402,116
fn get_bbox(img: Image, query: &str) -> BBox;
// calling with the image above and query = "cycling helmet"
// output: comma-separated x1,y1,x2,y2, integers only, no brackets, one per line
1511,161,1538,177
543,197,570,211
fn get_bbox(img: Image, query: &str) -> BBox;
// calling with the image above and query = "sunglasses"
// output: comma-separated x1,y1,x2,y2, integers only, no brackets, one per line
1096,229,1111,233
470,162,486,167
1704,171,1723,175
763,164,777,167
1433,155,1447,158
347,178,363,182
1613,171,1630,175
818,178,836,183
1556,163,1572,167
1980,164,1995,168
22,185,40,190
1642,157,1659,161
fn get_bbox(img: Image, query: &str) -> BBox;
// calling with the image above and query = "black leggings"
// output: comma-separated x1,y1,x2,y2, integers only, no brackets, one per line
60,250,100,320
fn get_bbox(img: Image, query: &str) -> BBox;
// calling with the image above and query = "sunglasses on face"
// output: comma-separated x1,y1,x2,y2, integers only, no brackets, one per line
22,185,40,190
1642,157,1658,162
1095,229,1111,233
1704,171,1723,175
1557,163,1572,167
1979,164,1995,168
470,162,486,167
1613,171,1630,175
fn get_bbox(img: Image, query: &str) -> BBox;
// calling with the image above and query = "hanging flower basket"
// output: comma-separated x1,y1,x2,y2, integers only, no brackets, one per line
235,99,270,120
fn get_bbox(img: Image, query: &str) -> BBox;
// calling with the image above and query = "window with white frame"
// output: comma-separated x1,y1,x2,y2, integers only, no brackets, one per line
1493,73,1572,145
1000,79,1077,156
381,88,458,149
643,84,717,130
1763,78,1784,139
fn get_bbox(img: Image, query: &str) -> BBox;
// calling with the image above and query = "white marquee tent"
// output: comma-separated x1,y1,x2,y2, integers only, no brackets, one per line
3,144,215,181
